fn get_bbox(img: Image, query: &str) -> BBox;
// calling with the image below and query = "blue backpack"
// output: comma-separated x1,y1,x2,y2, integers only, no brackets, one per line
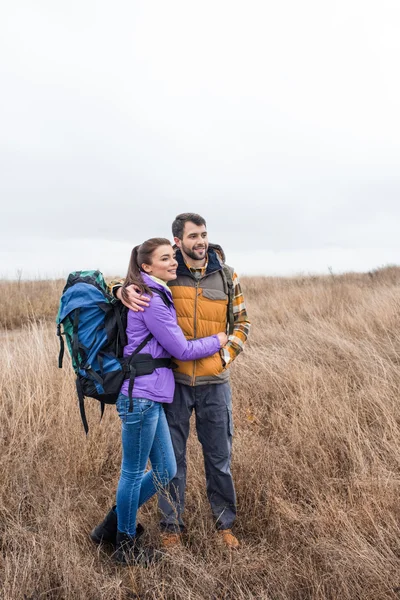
56,270,172,433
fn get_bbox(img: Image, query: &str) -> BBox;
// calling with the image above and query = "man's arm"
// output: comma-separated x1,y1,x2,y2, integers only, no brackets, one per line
107,278,125,298
107,278,150,311
220,272,251,367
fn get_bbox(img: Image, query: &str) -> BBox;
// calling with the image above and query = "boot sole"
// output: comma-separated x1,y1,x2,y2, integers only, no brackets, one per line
113,549,162,567
90,531,117,547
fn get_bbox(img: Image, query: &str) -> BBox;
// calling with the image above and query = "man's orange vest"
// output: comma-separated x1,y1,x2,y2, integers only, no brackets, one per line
169,247,233,386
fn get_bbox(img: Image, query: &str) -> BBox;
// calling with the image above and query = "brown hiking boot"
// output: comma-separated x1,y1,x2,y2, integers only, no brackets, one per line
160,532,182,549
217,529,240,549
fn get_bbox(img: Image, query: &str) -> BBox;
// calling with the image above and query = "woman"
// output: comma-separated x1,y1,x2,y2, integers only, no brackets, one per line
91,238,228,566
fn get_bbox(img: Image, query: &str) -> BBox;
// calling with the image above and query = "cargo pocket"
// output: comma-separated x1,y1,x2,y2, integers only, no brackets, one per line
227,407,234,437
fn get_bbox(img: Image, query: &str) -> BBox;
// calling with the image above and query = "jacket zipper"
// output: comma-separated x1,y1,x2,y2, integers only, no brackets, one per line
191,279,200,385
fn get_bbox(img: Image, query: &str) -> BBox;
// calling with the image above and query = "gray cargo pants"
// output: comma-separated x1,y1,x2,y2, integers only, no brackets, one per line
158,381,236,532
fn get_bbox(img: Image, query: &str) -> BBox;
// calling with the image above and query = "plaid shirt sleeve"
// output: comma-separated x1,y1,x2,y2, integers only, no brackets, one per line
107,278,125,297
220,272,251,367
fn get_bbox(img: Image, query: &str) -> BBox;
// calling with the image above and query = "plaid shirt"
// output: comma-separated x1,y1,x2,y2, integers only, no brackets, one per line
109,260,250,368
184,260,250,367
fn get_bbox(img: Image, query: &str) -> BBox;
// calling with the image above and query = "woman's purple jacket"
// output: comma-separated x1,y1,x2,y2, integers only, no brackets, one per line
120,274,221,403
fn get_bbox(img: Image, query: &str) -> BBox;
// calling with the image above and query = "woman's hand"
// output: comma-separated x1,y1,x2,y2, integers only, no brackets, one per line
217,332,229,347
116,285,151,312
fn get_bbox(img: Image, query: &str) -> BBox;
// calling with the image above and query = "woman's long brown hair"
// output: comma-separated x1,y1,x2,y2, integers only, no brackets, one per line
121,238,171,303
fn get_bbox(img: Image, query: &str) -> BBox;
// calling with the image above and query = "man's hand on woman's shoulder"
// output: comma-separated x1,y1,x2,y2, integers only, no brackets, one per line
116,285,151,312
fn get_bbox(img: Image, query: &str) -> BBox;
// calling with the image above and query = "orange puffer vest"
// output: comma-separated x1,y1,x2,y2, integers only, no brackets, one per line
169,246,233,386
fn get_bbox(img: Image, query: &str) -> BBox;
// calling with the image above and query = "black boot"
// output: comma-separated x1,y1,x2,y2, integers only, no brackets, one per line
90,506,145,548
113,530,158,567
90,506,118,546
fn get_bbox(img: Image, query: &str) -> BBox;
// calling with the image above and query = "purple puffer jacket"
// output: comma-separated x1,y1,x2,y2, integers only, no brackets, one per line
120,274,221,403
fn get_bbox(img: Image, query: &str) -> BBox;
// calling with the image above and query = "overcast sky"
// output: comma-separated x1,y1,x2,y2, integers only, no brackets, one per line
1,0,399,278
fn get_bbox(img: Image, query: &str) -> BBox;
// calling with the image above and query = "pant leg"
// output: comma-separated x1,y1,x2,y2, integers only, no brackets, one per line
138,405,177,506
195,382,237,530
158,383,194,533
116,395,173,536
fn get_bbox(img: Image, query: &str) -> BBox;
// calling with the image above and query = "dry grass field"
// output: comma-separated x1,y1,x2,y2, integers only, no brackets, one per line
1,267,400,599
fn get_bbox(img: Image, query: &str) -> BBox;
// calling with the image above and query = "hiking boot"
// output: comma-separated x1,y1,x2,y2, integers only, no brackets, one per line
90,506,118,546
160,531,183,549
113,530,158,567
90,506,144,548
217,529,240,549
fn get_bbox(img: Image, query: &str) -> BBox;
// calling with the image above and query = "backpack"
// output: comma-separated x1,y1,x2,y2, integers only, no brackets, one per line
56,270,173,433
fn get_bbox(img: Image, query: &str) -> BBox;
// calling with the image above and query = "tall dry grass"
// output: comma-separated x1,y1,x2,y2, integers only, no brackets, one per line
1,267,400,599
0,279,64,329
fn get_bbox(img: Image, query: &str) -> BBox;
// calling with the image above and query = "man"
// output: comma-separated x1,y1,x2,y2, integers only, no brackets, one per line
117,213,250,549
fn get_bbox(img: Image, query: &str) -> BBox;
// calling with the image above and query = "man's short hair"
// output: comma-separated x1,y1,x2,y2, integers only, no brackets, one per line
172,213,207,240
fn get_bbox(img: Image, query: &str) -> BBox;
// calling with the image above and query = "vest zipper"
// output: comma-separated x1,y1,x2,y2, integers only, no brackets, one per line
192,279,200,386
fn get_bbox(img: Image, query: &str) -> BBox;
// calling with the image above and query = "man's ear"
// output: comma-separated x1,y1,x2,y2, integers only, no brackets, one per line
174,237,182,248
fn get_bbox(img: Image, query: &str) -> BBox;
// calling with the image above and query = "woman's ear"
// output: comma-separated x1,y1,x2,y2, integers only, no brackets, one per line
141,263,152,274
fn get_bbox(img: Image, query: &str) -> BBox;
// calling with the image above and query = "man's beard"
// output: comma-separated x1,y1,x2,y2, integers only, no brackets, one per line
181,241,208,261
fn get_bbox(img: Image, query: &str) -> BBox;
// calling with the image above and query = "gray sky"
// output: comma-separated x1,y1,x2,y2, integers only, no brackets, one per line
1,0,399,278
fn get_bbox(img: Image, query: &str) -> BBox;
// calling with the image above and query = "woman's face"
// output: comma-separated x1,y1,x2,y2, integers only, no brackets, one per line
142,244,178,282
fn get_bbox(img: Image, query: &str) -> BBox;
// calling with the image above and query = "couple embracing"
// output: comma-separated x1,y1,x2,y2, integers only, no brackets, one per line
90,212,250,565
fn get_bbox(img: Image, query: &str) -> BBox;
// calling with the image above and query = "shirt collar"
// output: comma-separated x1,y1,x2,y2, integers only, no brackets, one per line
184,255,208,276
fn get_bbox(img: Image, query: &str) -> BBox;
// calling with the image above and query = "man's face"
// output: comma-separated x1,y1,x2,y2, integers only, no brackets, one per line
174,221,209,262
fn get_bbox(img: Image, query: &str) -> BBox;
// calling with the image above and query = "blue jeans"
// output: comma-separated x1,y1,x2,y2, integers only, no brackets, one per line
116,394,176,536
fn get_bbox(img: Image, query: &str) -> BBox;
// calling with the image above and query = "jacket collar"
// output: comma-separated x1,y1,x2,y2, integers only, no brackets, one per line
175,247,222,277
142,272,173,297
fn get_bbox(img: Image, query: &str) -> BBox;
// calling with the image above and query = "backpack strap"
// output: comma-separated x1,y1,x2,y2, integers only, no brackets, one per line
149,287,172,308
97,354,104,378
72,308,81,364
76,377,106,436
76,377,89,435
221,266,234,335
113,303,127,356
127,332,154,412
57,324,65,368
100,400,105,423
77,372,107,436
